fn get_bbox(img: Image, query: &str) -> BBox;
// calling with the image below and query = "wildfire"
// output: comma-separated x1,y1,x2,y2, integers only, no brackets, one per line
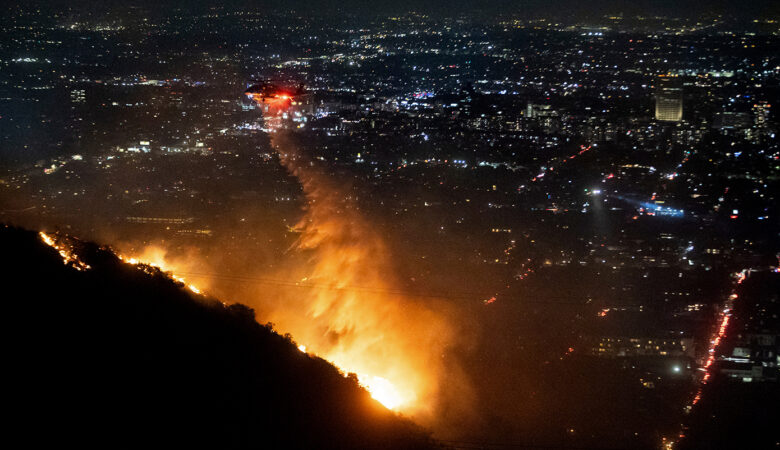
360,375,404,410
73,93,469,418
227,93,460,417
39,230,412,411
39,231,91,271
268,132,457,414
113,242,423,411
116,251,205,298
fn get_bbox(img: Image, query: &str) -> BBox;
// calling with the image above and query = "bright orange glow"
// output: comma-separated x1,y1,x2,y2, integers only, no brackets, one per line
249,111,467,416
360,375,404,410
258,132,461,414
39,230,417,411
118,217,453,413
39,231,91,271
116,247,206,297
101,95,470,419
115,140,462,416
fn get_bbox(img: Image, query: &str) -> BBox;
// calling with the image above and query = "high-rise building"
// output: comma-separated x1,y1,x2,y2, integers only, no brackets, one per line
746,101,772,143
753,101,771,129
526,103,552,118
655,76,683,122
713,112,751,130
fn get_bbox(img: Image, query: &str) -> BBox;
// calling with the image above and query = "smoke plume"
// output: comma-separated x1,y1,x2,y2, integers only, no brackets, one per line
257,131,472,424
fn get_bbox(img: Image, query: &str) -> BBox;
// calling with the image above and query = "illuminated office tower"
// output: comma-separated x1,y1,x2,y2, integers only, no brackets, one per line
749,101,772,142
655,76,683,122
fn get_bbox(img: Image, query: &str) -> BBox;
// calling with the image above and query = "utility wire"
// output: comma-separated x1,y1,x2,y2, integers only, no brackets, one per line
168,269,600,306
436,440,625,450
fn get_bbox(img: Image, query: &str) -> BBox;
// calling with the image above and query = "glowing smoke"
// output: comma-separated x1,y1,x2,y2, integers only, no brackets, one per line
258,131,468,419
101,112,476,429
110,129,474,425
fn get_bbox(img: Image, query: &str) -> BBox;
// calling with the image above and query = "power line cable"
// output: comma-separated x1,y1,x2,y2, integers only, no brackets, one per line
168,269,601,306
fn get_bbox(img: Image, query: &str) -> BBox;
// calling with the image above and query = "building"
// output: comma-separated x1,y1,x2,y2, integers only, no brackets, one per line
753,101,771,129
751,101,772,142
720,334,779,382
526,103,552,119
713,112,751,131
655,76,683,122
590,336,695,358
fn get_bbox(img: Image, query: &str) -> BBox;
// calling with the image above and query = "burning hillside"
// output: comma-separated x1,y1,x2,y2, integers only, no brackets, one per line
99,130,475,429
4,225,435,449
263,131,467,418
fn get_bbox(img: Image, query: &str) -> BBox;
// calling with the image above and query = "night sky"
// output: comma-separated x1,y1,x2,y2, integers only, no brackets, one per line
17,0,780,18
2,0,778,448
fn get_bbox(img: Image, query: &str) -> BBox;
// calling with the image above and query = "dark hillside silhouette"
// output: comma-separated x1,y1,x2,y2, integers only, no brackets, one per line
2,225,434,449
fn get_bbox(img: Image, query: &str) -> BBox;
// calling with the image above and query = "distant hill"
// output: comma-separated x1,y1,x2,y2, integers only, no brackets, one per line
2,225,434,449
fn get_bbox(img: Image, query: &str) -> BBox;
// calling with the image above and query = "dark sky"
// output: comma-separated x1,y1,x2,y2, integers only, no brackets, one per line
300,0,779,17
25,0,780,18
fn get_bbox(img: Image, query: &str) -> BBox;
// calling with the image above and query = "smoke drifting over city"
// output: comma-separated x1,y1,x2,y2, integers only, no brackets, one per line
2,1,779,448
258,130,472,423
102,129,479,433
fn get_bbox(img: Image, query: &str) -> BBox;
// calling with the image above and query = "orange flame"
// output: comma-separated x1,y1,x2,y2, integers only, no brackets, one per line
40,231,91,271
257,132,459,415
116,246,207,299
115,190,456,413
114,98,471,421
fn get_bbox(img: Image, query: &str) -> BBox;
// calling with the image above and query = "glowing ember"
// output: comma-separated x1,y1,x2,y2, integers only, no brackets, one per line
39,232,91,271
116,252,204,296
231,98,459,419
116,247,418,411
98,93,467,421
259,138,445,414
360,375,404,410
41,230,411,411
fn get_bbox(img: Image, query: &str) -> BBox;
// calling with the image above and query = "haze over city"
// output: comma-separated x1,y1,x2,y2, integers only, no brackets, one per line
1,1,778,448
